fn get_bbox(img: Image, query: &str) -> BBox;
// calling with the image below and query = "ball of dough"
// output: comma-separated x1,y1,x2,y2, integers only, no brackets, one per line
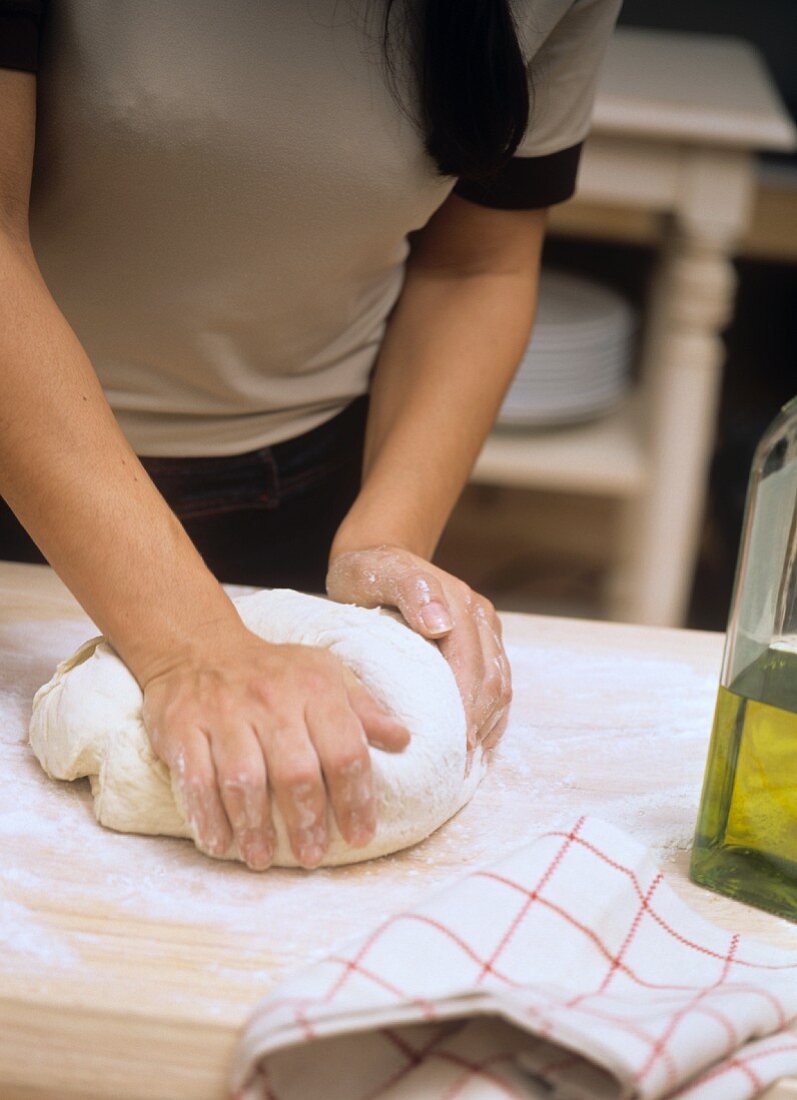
28,589,486,867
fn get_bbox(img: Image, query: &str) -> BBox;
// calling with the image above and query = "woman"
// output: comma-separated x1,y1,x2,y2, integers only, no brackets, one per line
0,0,620,869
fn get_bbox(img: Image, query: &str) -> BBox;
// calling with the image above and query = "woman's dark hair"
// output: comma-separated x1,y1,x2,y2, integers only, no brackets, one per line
381,0,530,182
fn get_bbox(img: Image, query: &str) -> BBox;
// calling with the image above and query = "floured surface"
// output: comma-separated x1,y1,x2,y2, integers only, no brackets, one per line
3,563,797,1100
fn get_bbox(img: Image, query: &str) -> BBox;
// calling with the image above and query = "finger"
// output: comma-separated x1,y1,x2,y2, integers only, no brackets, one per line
482,707,510,752
393,570,454,639
165,729,234,859
473,607,512,744
343,669,410,753
264,722,328,869
306,695,376,847
438,614,485,751
331,551,455,639
208,725,273,870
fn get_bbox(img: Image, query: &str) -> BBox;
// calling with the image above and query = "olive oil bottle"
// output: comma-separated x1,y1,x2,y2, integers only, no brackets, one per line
690,396,797,921
691,641,797,920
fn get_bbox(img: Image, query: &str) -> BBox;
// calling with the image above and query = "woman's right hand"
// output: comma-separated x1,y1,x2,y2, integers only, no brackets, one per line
140,621,410,870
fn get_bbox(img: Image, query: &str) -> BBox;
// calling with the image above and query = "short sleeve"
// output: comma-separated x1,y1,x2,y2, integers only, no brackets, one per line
453,0,621,210
0,0,45,73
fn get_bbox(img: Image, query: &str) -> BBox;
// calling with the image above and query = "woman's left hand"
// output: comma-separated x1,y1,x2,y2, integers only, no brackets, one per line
326,546,511,756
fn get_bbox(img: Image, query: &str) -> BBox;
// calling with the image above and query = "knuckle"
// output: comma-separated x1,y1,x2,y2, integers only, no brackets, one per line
330,745,369,779
159,699,193,733
483,668,503,698
219,769,260,794
496,651,512,685
279,760,321,793
301,649,340,687
182,772,214,799
331,746,372,806
398,569,429,603
302,667,331,696
471,596,493,623
247,677,273,707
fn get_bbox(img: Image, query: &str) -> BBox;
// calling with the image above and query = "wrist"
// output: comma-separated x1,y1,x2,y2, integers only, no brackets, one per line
331,499,437,567
330,526,432,569
111,586,247,689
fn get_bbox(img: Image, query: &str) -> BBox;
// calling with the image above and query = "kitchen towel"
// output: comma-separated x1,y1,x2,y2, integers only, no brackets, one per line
232,815,797,1099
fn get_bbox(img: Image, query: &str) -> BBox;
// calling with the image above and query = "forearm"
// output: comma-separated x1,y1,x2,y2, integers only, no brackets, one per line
333,252,541,560
0,234,238,681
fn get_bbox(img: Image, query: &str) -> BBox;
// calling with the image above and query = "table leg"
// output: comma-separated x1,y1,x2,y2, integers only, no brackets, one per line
607,151,755,626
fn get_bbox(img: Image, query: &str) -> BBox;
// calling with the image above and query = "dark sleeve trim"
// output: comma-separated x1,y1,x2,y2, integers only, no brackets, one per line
0,4,44,74
452,142,584,211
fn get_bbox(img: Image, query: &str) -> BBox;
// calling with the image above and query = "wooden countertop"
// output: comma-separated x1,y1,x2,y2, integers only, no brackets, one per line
2,562,796,1100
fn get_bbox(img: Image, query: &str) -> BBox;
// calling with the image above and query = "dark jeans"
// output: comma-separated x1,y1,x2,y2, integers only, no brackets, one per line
0,396,369,592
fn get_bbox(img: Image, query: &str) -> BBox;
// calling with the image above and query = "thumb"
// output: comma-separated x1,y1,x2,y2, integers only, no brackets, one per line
328,549,455,638
394,571,454,640
342,669,411,753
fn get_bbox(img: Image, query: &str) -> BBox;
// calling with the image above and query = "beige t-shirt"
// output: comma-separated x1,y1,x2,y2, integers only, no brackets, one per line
8,0,620,456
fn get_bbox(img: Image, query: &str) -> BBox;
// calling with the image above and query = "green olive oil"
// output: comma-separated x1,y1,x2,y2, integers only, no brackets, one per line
690,641,797,922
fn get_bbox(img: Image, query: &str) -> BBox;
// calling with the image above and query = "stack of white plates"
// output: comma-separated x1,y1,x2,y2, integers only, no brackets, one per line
497,269,636,428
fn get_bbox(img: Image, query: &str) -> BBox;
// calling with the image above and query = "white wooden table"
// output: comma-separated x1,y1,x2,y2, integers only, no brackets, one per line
2,562,797,1098
473,28,797,628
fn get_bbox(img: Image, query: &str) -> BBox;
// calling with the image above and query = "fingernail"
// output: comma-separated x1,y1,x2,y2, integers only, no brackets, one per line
299,844,324,868
206,833,229,858
247,842,273,870
240,830,272,867
420,601,452,634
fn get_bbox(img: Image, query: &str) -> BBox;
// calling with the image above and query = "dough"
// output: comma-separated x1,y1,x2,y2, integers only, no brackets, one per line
28,589,486,867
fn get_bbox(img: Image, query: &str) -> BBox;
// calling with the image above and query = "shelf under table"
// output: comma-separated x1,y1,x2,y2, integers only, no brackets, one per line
472,396,647,497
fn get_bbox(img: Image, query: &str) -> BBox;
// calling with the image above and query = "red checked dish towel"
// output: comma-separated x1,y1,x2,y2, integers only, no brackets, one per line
232,816,797,1100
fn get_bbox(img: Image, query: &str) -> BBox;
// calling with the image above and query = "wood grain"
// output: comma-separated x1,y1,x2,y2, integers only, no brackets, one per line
2,563,796,1099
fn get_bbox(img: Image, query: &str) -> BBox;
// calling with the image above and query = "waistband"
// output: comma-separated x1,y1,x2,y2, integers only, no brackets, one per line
140,396,369,477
